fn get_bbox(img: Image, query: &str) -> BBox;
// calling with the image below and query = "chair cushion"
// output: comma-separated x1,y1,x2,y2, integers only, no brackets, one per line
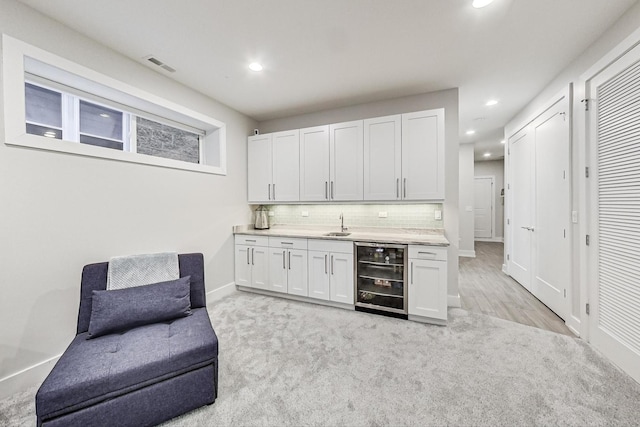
87,276,192,339
36,308,217,421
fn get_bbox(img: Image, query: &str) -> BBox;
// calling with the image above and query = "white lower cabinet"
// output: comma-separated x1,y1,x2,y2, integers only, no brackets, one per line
268,237,308,296
235,236,269,290
408,245,447,321
308,239,354,304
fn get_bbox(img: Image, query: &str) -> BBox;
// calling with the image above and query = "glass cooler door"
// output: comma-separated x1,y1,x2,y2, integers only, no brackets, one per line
355,243,407,314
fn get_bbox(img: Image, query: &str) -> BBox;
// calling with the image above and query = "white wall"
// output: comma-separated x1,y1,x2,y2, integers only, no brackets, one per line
258,88,461,306
0,0,255,397
459,145,475,256
505,2,640,335
474,159,504,240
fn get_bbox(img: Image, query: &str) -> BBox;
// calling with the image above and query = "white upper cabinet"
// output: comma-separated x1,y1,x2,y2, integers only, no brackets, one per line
299,126,330,201
272,130,300,202
364,115,402,200
248,131,300,203
329,120,363,201
401,109,445,200
247,134,272,203
248,108,444,204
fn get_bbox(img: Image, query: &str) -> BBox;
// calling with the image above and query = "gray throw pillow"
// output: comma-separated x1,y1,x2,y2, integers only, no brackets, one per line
87,276,192,339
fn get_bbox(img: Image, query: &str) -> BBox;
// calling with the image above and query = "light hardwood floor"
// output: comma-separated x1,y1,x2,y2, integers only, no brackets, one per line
459,241,573,336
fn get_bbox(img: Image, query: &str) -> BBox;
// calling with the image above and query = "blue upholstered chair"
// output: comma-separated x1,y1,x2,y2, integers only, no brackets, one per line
35,253,218,427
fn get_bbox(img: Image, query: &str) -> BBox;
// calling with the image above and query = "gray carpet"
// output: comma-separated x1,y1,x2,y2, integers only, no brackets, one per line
2,291,640,426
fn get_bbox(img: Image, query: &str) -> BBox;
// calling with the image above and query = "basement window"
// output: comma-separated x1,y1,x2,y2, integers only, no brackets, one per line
3,34,226,175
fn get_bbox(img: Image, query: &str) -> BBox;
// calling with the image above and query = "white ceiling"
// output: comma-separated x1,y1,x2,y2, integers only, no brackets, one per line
18,0,638,159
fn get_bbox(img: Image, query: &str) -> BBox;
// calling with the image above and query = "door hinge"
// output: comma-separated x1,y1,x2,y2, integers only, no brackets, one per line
586,303,590,315
508,184,510,190
507,219,510,225
586,235,590,246
564,289,567,298
581,99,590,111
585,167,589,178
507,254,510,261
563,229,566,238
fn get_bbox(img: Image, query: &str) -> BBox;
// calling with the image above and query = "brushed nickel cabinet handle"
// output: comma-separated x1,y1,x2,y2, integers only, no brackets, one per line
331,255,334,275
403,178,407,198
288,251,291,270
246,249,250,265
411,262,414,284
251,248,255,265
331,181,334,199
273,183,276,199
282,251,286,269
325,181,328,199
396,178,400,198
325,254,328,274
268,184,271,200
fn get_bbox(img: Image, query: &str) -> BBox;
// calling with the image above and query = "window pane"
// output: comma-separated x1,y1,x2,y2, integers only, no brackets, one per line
25,83,62,127
79,101,123,140
136,117,200,164
26,123,62,139
80,134,123,150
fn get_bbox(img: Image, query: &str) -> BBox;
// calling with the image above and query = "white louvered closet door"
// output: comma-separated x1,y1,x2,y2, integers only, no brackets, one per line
588,42,640,383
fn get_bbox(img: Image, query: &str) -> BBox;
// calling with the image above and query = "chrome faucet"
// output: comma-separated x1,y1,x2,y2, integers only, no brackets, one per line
339,213,347,232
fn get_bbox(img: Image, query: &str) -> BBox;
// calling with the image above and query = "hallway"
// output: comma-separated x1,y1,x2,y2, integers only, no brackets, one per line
459,241,573,336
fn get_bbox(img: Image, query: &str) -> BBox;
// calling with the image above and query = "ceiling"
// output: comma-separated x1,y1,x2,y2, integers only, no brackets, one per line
18,0,638,160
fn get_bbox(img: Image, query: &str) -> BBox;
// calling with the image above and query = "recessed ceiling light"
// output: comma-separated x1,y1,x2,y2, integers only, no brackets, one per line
484,152,491,157
500,139,506,144
466,130,476,135
249,62,263,72
485,100,498,106
473,0,494,8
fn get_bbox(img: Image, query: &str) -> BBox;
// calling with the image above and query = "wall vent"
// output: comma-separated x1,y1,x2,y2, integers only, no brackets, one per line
144,55,176,73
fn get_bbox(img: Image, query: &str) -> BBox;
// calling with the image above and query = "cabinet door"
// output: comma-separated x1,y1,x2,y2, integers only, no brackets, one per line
364,115,402,201
330,121,363,201
330,252,354,304
287,249,308,297
300,126,330,201
308,250,330,300
268,247,288,294
235,245,252,287
272,130,300,201
247,134,272,203
408,259,447,320
401,109,445,200
251,246,270,290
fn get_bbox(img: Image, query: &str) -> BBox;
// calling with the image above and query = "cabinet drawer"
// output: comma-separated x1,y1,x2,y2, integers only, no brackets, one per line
408,245,447,261
268,236,307,250
308,239,353,254
235,235,269,246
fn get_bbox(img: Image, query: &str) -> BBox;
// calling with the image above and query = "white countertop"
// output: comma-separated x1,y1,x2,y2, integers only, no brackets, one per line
233,224,449,246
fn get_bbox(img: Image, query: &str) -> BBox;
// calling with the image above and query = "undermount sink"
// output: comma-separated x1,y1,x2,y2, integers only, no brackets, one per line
324,232,351,237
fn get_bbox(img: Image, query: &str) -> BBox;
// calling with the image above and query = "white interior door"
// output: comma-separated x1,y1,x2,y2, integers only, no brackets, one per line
587,43,640,383
532,102,570,320
508,129,534,291
474,176,493,239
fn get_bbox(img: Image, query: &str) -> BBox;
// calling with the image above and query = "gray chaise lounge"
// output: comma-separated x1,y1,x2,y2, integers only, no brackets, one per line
36,253,218,427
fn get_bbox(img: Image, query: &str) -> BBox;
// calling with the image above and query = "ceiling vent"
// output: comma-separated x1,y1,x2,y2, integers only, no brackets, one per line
143,55,176,73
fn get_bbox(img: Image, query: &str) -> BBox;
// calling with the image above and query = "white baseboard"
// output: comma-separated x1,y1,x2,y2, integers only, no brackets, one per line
475,237,504,243
206,281,237,305
502,264,508,274
448,294,461,308
566,315,581,337
0,354,60,400
458,250,476,258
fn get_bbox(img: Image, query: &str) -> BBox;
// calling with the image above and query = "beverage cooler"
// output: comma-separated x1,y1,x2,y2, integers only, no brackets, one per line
354,242,408,317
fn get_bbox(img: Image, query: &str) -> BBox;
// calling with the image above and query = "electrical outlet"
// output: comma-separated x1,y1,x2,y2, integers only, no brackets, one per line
435,210,442,220
378,212,388,218
301,211,309,217
572,211,578,223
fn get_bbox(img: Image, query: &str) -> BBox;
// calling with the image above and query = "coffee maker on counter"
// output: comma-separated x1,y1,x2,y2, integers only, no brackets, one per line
254,205,269,229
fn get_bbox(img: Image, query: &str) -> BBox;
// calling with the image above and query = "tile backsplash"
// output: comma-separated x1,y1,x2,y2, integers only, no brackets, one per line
255,204,443,229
